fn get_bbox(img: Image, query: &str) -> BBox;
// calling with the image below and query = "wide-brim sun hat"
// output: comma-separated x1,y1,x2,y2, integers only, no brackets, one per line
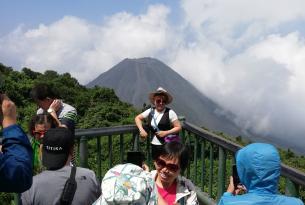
94,163,157,205
149,87,173,105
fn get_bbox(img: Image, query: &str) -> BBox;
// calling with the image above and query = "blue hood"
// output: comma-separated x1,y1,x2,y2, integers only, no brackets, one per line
236,143,281,194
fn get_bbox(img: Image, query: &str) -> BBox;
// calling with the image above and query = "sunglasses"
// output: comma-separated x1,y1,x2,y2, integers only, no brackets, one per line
33,130,46,138
155,99,166,104
155,158,180,172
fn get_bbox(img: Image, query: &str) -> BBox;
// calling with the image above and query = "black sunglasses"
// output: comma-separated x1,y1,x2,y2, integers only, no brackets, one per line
33,130,46,137
155,158,180,172
155,99,166,104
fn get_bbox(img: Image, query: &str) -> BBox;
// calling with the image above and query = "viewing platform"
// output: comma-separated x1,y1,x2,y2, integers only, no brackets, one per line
5,120,305,204
74,120,305,205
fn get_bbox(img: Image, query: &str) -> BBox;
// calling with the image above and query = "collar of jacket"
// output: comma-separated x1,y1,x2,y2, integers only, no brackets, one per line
150,170,192,202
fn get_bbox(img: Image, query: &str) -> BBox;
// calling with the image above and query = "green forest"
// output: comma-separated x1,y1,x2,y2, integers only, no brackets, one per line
1,62,304,203
0,63,138,130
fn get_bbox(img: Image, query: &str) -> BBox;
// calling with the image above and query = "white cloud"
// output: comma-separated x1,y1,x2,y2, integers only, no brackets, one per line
0,4,172,83
171,31,305,152
180,0,305,48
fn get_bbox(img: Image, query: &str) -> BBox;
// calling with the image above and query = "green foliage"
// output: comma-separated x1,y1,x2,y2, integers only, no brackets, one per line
0,193,14,205
0,63,138,133
212,130,305,172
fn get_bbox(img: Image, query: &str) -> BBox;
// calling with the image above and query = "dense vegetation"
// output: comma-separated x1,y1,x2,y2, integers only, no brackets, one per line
0,63,138,131
213,131,305,173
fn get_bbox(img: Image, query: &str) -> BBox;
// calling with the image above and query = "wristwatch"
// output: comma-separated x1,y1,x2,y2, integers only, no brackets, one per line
47,108,55,113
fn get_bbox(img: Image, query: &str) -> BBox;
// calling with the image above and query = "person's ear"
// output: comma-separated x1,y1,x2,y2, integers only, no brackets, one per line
69,147,74,156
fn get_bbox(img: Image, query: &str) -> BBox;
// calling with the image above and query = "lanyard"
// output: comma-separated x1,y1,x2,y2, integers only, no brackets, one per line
150,108,160,132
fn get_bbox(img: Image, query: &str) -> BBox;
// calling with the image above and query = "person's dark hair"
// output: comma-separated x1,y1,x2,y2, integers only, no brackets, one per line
156,141,190,172
30,83,57,101
28,113,59,134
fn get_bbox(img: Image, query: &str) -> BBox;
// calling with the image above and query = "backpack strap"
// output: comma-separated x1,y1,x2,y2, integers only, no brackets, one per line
60,166,77,205
150,108,160,132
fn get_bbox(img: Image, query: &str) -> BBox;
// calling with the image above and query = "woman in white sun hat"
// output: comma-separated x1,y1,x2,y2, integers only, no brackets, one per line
135,87,181,159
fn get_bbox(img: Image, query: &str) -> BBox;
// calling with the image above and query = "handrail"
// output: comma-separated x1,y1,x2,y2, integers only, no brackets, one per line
281,164,305,187
75,125,137,138
182,121,305,187
182,121,243,152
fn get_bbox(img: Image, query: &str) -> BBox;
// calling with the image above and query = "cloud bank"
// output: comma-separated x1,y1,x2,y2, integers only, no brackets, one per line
1,0,305,153
0,4,172,83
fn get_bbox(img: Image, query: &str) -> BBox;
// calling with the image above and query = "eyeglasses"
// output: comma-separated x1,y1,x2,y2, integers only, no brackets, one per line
155,158,180,172
33,130,46,139
155,99,166,104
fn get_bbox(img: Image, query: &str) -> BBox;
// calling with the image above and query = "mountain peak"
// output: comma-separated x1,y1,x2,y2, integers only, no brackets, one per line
123,57,159,62
87,57,244,136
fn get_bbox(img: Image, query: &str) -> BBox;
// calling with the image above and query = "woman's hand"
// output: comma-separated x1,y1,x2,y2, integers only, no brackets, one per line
139,129,148,139
142,163,150,171
156,130,168,138
227,176,247,195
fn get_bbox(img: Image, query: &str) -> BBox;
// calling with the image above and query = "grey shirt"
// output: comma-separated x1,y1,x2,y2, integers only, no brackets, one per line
21,166,101,205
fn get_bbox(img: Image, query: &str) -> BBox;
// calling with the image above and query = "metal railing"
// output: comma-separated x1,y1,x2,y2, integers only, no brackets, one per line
181,122,305,203
74,121,305,204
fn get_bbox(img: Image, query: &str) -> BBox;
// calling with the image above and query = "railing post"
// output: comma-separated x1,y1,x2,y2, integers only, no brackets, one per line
132,132,139,151
194,136,198,184
75,138,80,165
209,143,214,197
97,136,101,181
80,136,88,168
201,140,206,190
119,134,124,163
108,135,113,169
285,178,299,197
217,146,227,201
181,129,186,143
186,131,191,179
146,132,152,164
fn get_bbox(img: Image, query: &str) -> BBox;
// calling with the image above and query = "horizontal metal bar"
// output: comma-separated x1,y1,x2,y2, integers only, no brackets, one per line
281,164,305,187
182,121,243,153
196,188,216,205
75,125,138,139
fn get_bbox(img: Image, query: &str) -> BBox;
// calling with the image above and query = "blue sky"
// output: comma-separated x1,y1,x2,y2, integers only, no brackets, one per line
0,0,180,36
1,0,305,153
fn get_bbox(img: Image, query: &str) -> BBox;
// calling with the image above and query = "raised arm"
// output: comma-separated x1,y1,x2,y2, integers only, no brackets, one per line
135,113,148,139
0,94,33,192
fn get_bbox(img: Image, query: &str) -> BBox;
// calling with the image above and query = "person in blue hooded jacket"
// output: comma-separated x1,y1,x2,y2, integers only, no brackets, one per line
218,143,303,205
0,94,33,192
